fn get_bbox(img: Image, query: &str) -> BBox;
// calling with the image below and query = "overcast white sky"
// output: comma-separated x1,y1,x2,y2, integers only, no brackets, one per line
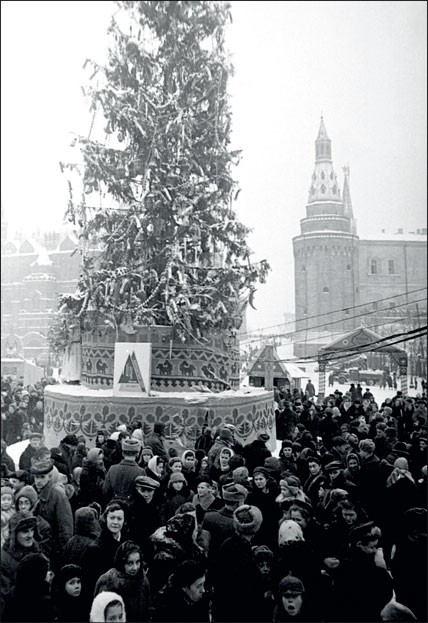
1,1,427,332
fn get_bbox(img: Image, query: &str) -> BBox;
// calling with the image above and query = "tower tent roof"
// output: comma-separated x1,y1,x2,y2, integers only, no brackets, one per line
317,116,329,140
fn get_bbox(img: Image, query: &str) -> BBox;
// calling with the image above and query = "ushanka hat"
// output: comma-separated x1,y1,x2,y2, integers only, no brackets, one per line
169,472,187,485
15,485,38,509
233,504,263,535
222,482,248,503
30,455,54,475
9,511,37,533
122,437,140,453
253,466,270,479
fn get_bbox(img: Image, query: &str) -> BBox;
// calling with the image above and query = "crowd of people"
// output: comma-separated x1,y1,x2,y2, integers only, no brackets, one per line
0,374,427,622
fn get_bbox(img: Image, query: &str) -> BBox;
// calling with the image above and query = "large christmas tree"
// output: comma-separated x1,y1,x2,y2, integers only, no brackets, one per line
52,0,269,353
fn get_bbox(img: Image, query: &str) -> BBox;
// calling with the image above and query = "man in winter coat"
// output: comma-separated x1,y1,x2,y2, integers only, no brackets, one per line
145,423,168,461
207,428,234,469
103,438,146,504
129,476,163,555
202,482,248,565
212,504,266,622
242,433,272,474
30,454,73,565
80,447,106,507
18,432,45,471
0,513,40,615
62,505,101,566
58,434,79,479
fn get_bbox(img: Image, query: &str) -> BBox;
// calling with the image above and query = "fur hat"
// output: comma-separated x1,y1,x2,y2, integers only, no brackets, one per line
233,466,249,482
74,506,101,538
253,544,274,563
219,428,233,442
165,513,195,545
141,447,154,457
9,511,37,534
278,519,304,546
62,434,79,446
233,504,263,535
30,455,54,475
169,456,182,468
15,484,38,509
280,475,301,488
324,461,343,472
169,472,187,485
56,563,82,586
122,438,140,453
279,575,305,595
135,475,160,490
87,448,103,463
258,433,270,442
264,457,281,473
222,482,248,503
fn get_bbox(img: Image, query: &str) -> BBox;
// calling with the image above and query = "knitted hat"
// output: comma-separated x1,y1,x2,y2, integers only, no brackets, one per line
122,437,140,453
233,504,263,535
264,457,281,472
141,447,154,457
57,564,82,586
15,485,38,509
135,475,160,490
219,428,233,442
278,519,304,546
258,433,270,442
233,466,249,482
222,482,248,503
279,575,305,595
169,472,187,485
1,480,14,498
253,466,270,479
30,455,54,475
87,448,103,463
169,457,182,468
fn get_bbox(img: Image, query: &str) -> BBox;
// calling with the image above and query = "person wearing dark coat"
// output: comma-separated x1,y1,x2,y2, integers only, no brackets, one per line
358,438,384,520
195,426,215,455
152,559,209,623
276,403,298,441
14,484,53,558
129,476,163,556
0,513,41,615
80,500,129,601
160,472,194,523
51,564,88,622
18,432,44,471
58,434,79,479
101,437,123,472
94,540,151,622
332,521,393,622
246,466,281,552
50,446,70,478
272,575,317,623
103,438,146,504
144,423,168,461
3,552,55,623
212,504,266,622
80,447,106,507
242,433,272,475
62,505,101,566
1,440,15,475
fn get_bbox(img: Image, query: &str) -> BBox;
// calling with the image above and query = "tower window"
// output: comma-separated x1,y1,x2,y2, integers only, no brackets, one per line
373,302,378,311
332,185,337,194
330,172,334,180
321,184,326,194
388,260,395,274
370,259,378,275
303,308,308,315
321,171,325,180
301,265,306,272
345,309,350,315
389,302,396,308
323,287,329,293
346,264,351,270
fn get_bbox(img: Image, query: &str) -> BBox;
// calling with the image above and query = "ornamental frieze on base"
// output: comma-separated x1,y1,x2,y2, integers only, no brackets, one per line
43,384,275,452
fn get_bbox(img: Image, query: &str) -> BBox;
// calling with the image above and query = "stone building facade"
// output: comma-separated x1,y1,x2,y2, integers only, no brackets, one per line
293,119,427,358
1,209,81,366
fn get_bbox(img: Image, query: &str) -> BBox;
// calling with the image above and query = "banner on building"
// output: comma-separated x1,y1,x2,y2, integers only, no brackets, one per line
113,343,152,397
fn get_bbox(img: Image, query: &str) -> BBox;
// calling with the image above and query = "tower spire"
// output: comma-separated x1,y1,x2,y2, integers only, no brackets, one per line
315,116,332,161
342,165,356,233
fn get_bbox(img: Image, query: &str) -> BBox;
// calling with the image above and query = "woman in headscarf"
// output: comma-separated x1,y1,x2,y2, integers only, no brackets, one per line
94,540,151,622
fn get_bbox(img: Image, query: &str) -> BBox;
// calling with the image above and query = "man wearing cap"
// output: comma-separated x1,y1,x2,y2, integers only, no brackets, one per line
202,482,248,563
129,475,162,552
18,432,45,472
0,512,40,613
242,432,272,475
30,453,73,563
273,575,311,621
103,437,146,505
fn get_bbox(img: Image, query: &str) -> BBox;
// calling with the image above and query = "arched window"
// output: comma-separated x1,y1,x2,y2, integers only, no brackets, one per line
388,260,395,274
323,287,329,293
370,259,378,275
